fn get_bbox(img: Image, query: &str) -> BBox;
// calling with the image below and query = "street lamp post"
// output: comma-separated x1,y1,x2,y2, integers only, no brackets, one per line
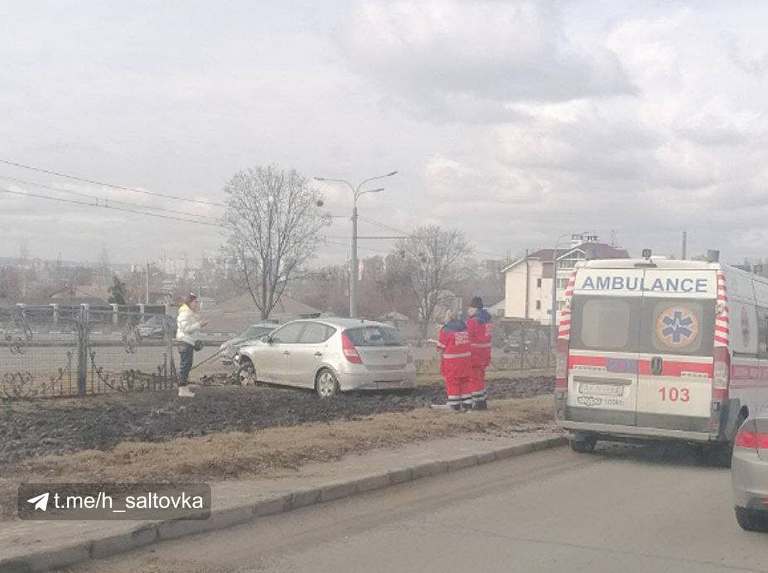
314,171,398,318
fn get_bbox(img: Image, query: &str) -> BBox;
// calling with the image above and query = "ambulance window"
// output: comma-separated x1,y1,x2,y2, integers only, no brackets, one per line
578,298,632,350
647,300,713,355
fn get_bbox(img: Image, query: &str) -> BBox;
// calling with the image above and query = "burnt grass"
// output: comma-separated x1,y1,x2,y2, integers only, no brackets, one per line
0,376,553,464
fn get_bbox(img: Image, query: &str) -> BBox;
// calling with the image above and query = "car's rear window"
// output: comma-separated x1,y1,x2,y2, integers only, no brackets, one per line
345,325,403,346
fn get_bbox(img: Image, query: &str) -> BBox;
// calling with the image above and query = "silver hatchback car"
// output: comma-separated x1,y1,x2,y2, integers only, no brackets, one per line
233,318,416,398
732,413,768,532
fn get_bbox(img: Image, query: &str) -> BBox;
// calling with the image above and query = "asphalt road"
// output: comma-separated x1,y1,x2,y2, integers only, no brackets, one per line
67,442,768,573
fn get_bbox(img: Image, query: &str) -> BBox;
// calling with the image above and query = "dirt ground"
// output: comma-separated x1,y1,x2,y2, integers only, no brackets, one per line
0,376,553,464
0,395,554,521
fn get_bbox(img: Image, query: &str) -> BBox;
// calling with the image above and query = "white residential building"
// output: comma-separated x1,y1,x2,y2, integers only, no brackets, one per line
502,235,629,325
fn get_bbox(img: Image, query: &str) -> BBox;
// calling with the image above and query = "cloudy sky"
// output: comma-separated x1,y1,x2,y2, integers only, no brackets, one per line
2,0,767,266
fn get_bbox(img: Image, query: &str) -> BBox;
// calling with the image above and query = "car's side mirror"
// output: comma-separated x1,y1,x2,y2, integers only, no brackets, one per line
266,337,275,345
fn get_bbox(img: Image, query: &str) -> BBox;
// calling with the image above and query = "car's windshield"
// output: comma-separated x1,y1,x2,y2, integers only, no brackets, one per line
243,326,272,339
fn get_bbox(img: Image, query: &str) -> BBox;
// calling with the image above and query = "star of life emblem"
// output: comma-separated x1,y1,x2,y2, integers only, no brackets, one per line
656,307,699,349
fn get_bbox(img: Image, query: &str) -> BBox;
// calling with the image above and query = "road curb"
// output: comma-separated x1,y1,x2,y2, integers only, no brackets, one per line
0,435,566,572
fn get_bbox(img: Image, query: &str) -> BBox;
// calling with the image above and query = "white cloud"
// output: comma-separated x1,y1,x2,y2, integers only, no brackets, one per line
341,0,634,121
5,1,768,268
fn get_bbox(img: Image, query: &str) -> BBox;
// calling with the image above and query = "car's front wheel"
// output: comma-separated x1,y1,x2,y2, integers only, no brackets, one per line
735,506,768,532
315,369,340,399
237,358,258,386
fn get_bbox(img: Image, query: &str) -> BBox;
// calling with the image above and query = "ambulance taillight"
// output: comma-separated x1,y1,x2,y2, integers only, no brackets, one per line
555,339,568,418
713,346,730,401
555,339,568,386
710,346,730,431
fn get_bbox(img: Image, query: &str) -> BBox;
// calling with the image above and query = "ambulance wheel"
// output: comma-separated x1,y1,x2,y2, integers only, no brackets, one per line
570,433,597,453
703,442,734,468
735,507,768,532
315,369,340,399
704,412,746,468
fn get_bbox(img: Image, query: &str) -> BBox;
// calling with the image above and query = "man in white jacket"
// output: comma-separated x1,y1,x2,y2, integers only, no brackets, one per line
176,293,207,397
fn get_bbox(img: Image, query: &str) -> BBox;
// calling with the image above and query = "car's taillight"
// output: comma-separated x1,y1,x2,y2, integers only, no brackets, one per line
342,333,363,364
734,419,768,450
555,339,568,390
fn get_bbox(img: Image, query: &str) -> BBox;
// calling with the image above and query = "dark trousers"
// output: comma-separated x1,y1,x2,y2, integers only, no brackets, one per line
178,343,194,386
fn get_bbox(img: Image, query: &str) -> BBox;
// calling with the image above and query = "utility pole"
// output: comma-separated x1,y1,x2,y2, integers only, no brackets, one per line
145,261,151,304
314,171,398,318
351,203,358,317
682,231,687,260
524,249,530,320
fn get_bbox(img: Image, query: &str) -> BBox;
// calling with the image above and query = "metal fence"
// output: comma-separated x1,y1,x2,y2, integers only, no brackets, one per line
0,304,177,400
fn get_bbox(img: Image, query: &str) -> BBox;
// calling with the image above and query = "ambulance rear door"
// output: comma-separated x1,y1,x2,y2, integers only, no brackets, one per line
567,269,644,427
635,269,717,432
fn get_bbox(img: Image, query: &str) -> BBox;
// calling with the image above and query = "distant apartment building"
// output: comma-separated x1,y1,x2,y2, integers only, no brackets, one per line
502,234,629,325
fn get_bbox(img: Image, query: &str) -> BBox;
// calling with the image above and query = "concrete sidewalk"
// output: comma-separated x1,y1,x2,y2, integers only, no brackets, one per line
0,430,565,572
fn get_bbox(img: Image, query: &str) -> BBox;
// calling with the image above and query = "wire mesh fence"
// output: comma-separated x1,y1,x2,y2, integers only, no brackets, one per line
0,304,177,400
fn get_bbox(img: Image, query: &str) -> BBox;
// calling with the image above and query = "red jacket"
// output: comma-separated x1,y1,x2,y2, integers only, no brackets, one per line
437,322,471,378
466,309,493,368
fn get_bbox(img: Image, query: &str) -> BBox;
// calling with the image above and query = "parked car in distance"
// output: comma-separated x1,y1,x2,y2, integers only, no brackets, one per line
219,322,278,365
137,315,170,338
234,318,416,398
732,412,768,532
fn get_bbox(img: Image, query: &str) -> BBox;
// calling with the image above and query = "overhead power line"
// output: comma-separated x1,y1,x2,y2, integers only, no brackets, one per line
0,174,221,222
360,215,506,258
323,239,389,255
0,186,224,227
0,158,226,207
358,215,410,236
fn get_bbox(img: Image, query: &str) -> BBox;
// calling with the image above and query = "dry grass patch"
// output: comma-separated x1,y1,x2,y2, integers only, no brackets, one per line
0,396,553,520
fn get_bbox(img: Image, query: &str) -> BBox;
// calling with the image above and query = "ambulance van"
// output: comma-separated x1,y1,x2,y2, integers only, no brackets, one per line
555,257,768,465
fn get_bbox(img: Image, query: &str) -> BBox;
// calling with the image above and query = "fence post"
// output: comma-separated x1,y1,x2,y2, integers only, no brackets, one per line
167,313,176,388
550,324,555,367
77,304,89,396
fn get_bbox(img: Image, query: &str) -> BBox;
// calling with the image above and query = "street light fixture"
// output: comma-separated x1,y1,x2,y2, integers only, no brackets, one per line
314,171,398,318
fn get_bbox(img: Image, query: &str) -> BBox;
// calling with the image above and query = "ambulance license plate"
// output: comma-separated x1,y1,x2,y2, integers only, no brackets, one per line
578,383,624,397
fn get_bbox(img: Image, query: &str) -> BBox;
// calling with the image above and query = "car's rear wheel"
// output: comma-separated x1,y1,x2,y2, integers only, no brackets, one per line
237,358,258,386
570,433,597,453
735,507,768,532
315,369,340,399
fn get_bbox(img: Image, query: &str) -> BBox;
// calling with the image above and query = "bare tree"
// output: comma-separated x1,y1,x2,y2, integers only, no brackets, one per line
396,225,471,338
223,166,329,320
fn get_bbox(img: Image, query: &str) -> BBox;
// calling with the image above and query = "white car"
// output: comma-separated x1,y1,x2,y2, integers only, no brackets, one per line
233,318,416,398
732,413,768,532
218,322,278,365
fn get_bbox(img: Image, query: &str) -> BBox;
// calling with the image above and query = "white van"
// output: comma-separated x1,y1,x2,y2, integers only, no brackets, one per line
555,257,768,465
